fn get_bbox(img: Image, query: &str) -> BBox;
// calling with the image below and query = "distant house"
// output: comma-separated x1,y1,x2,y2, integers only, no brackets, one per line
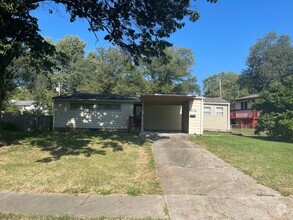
10,100,37,112
53,93,231,134
230,94,261,128
10,100,47,115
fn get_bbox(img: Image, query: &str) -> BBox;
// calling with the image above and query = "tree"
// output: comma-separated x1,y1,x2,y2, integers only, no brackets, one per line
0,0,217,125
75,47,148,95
144,47,200,94
54,36,86,94
240,32,293,93
8,51,57,114
10,86,33,101
8,36,87,113
254,76,293,141
75,46,199,95
0,1,54,120
203,72,248,105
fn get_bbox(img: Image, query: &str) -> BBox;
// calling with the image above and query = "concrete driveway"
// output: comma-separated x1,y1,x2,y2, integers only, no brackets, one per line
149,133,293,219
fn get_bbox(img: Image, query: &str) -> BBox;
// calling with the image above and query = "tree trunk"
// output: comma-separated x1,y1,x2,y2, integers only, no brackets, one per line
0,64,5,130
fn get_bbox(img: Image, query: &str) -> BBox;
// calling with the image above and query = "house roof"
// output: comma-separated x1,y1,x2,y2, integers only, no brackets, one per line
11,100,36,106
204,97,229,104
234,94,259,101
140,94,202,105
53,93,140,101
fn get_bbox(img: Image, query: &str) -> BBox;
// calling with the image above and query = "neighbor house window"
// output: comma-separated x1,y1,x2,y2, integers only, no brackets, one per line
204,107,211,116
97,104,121,110
82,104,95,110
70,103,82,110
241,101,248,110
216,107,224,116
70,103,94,110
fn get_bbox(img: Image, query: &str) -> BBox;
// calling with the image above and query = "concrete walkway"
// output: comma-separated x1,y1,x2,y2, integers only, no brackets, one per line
0,133,292,219
150,133,293,219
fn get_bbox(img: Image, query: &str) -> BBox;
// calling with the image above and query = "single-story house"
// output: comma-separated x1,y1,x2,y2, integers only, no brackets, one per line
203,97,230,132
53,93,230,134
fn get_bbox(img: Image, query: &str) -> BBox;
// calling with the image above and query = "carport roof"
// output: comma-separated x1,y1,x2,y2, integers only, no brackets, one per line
140,94,202,105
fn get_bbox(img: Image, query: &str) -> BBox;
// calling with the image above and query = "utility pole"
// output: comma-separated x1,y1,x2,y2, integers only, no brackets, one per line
219,79,222,98
56,82,61,96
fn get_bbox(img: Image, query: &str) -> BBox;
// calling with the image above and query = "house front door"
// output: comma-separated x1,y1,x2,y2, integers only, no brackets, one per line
134,104,142,127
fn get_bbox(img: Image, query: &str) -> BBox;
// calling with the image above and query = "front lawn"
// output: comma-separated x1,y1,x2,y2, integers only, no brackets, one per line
0,131,161,195
192,132,293,195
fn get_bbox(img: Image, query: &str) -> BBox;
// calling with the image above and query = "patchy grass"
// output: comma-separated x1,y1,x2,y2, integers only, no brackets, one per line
231,128,258,136
231,128,267,136
0,131,162,195
0,212,159,220
192,132,293,195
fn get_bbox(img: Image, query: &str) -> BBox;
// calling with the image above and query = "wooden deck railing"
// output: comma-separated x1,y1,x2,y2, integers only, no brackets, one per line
230,109,261,119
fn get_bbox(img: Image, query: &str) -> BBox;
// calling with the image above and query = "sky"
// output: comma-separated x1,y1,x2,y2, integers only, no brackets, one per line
31,0,293,90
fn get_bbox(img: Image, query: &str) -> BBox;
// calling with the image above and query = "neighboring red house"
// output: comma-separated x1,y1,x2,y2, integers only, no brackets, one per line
230,94,261,128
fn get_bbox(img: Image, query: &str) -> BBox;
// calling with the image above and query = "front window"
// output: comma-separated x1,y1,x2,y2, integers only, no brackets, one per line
70,103,94,110
70,103,120,110
216,107,224,116
96,104,121,110
70,103,82,110
204,107,211,116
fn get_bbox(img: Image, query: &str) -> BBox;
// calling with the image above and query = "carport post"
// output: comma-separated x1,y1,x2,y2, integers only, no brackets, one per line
141,100,144,133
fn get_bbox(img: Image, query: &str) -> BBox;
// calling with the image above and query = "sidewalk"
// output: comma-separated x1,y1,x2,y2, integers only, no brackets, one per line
0,192,168,219
0,191,292,219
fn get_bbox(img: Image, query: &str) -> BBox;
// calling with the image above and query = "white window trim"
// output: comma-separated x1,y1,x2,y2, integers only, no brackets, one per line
216,106,224,116
204,106,211,116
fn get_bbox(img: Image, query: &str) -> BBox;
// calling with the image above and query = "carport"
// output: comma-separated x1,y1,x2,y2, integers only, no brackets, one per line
140,94,203,134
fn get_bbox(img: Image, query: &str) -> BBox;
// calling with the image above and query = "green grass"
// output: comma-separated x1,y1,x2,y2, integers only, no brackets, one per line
0,212,159,220
0,131,162,195
192,132,293,195
231,128,258,136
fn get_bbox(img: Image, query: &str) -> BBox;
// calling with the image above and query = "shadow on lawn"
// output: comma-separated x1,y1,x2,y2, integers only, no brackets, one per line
0,130,147,162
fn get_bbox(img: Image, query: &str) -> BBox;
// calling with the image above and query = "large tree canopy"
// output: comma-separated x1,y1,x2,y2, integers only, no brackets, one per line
7,36,200,113
239,32,293,93
0,0,217,124
144,47,199,94
254,75,293,141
